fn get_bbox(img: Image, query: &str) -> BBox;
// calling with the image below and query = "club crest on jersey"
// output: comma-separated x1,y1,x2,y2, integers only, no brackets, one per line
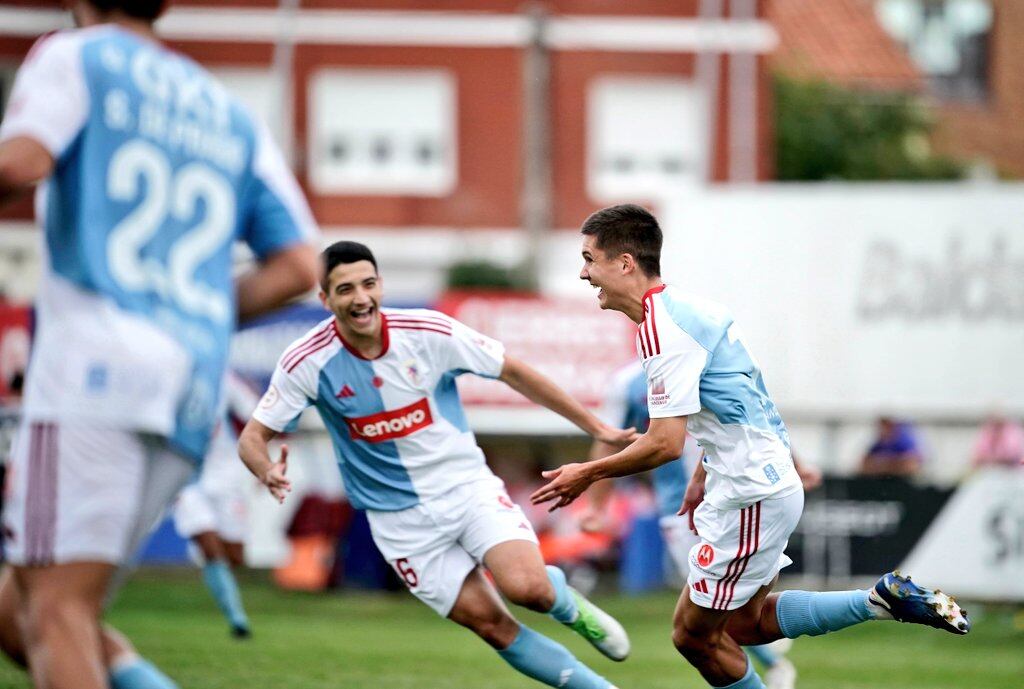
402,359,422,387
649,376,670,406
697,544,714,568
346,398,432,443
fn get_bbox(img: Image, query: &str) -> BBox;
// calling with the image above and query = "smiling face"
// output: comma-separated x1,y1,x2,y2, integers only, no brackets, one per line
579,234,630,312
320,260,383,340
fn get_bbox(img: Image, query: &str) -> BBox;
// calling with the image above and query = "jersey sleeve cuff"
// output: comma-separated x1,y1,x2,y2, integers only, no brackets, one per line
648,403,701,419
251,410,288,433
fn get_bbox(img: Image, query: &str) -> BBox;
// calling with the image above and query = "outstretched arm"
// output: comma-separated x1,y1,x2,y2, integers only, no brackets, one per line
531,415,687,511
237,418,291,503
498,354,636,445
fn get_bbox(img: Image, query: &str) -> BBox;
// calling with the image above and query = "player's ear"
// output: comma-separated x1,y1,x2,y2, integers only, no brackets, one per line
620,253,636,275
318,289,328,308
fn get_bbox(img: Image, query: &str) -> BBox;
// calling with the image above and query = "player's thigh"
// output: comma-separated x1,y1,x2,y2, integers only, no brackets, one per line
481,539,551,603
14,561,115,620
2,420,147,568
685,492,803,613
447,566,519,646
673,584,734,642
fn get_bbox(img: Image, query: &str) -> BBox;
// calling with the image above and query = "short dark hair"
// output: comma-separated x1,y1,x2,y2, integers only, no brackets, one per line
580,204,662,277
320,241,378,289
86,0,167,20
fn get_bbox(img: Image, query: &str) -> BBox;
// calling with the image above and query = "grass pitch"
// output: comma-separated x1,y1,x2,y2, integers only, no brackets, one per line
0,570,1020,688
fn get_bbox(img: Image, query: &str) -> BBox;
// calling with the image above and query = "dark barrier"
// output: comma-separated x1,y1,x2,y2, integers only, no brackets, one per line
786,477,954,577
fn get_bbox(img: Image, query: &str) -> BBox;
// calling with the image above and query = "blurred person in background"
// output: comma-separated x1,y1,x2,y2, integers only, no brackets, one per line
240,241,637,689
534,204,970,689
173,372,261,639
581,360,826,689
971,411,1024,469
859,417,924,477
0,1,320,688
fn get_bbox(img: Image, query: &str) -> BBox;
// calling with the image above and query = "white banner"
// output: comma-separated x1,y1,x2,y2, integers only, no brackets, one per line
649,186,1024,416
901,468,1024,602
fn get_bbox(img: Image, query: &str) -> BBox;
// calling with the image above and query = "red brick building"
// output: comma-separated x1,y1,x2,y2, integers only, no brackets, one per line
0,0,778,231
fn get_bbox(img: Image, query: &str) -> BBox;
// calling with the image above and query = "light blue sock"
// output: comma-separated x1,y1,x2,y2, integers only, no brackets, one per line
775,590,873,638
714,658,766,689
497,624,610,689
545,565,579,624
109,658,179,689
202,560,249,630
745,644,778,669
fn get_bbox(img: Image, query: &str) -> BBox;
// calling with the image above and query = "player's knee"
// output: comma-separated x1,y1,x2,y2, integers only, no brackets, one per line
24,594,95,643
463,610,519,649
503,575,555,612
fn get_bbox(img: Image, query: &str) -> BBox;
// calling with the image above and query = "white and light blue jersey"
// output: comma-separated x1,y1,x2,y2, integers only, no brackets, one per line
0,27,317,462
252,309,506,511
601,361,698,518
637,285,801,509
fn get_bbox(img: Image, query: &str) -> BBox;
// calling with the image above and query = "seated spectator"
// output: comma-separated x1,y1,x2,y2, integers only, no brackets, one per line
971,413,1024,469
859,416,924,477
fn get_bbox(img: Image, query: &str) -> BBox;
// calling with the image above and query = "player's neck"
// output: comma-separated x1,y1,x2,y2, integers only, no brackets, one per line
335,318,386,359
623,278,664,324
88,15,159,44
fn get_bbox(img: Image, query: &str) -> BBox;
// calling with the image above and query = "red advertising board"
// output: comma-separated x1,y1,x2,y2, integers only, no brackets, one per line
435,291,636,409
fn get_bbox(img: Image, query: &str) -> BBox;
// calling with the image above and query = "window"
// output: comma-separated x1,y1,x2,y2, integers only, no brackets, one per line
876,0,993,101
308,69,456,196
587,76,709,201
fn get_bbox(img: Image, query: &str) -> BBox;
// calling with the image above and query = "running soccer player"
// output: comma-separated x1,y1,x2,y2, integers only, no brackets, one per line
0,2,319,688
173,371,260,639
583,361,825,689
532,205,971,689
239,241,634,689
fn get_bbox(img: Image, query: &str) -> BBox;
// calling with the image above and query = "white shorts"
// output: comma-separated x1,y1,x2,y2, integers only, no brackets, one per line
660,513,700,579
173,423,249,543
367,476,539,617
687,490,803,611
2,419,193,568
173,482,247,543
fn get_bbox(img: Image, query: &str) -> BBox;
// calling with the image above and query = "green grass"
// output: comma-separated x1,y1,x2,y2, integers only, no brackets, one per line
1,570,1021,688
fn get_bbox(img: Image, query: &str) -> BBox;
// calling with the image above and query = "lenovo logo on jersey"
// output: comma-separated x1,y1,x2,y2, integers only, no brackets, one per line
346,398,432,443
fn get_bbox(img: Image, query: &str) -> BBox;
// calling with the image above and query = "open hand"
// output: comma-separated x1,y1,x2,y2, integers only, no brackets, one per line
677,479,704,534
262,443,292,504
530,463,595,512
594,424,639,448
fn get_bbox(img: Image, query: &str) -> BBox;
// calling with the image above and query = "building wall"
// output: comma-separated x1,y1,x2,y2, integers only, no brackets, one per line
932,0,1024,178
0,0,775,228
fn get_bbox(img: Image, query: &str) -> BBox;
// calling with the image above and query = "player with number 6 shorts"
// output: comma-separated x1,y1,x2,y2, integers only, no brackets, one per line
0,3,319,688
239,241,635,689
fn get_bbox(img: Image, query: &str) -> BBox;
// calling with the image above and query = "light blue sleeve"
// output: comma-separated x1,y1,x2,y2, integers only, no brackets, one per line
241,120,318,259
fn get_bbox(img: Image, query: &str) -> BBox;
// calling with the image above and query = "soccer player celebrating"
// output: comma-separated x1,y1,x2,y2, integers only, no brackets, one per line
239,241,634,689
0,2,320,688
532,205,971,689
173,372,261,639
583,361,826,689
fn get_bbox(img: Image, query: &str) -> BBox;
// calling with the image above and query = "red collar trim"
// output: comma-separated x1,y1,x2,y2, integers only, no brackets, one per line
643,284,666,302
334,312,390,360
